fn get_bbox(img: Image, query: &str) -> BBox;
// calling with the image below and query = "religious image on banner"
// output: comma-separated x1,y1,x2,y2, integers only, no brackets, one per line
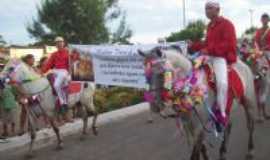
69,49,94,81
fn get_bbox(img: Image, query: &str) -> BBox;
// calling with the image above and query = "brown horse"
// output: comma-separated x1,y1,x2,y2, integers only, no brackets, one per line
139,46,257,160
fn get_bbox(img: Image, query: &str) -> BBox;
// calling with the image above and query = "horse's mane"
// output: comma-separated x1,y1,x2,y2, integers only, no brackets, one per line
161,47,193,77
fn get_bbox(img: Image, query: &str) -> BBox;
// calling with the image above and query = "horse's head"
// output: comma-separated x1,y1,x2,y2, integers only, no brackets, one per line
138,47,169,112
253,55,270,80
1,59,22,82
1,58,40,85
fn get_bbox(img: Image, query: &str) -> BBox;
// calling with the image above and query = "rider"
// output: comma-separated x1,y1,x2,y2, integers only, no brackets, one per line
255,13,270,59
22,54,35,67
189,1,237,125
42,36,69,109
22,54,38,73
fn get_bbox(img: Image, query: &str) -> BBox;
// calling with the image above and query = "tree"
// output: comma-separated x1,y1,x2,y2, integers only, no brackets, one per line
27,0,132,45
240,27,257,42
111,13,133,44
244,27,257,35
0,35,6,47
166,20,206,42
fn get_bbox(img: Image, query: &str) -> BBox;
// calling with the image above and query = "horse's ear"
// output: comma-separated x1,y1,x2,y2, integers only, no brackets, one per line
138,49,145,57
156,48,163,58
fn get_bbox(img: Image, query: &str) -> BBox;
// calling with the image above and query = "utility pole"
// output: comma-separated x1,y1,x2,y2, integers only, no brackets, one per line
249,9,254,27
183,0,186,28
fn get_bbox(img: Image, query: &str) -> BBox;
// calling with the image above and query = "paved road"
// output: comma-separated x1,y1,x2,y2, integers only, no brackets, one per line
1,106,270,160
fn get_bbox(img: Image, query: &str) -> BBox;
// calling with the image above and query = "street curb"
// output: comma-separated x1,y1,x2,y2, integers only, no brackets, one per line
0,102,149,155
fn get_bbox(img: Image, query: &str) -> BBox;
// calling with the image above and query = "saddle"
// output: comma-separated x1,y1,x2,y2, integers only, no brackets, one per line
47,74,82,113
47,74,82,96
203,63,245,115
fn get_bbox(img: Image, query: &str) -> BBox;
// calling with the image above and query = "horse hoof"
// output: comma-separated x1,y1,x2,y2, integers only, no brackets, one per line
92,127,98,136
264,115,270,120
56,142,64,150
246,153,254,160
18,130,25,136
25,152,35,159
147,119,153,124
219,154,227,160
80,134,88,141
255,118,264,124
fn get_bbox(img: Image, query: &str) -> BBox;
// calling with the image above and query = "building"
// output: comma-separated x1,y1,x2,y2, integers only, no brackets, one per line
9,45,57,63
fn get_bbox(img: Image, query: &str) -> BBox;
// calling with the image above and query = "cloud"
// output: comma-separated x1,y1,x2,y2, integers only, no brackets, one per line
120,0,270,43
1,0,270,44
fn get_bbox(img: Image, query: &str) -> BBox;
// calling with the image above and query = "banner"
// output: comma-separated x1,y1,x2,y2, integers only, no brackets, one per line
69,41,187,88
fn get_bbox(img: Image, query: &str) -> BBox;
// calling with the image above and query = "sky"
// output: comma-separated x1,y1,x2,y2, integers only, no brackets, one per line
0,0,270,45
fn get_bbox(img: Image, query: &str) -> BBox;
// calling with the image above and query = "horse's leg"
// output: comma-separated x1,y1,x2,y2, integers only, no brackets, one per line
262,84,270,119
11,122,15,135
256,79,270,122
2,123,8,137
219,122,232,160
190,144,201,160
79,104,89,140
201,143,209,160
49,117,63,150
256,85,264,123
19,104,27,136
190,131,204,160
87,101,98,136
243,101,255,160
72,106,76,119
26,111,36,158
147,106,154,123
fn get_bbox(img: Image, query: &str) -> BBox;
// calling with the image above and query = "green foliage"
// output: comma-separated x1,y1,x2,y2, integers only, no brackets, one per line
111,13,133,44
0,35,6,47
94,87,144,113
244,27,257,35
166,20,206,42
27,0,132,45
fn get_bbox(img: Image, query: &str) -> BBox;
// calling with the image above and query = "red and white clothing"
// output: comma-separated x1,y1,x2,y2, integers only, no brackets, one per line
255,27,270,60
189,16,237,119
255,27,270,51
43,48,69,105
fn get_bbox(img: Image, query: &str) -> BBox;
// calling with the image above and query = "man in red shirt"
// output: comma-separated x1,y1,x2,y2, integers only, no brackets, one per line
198,1,237,122
43,37,69,107
204,1,237,121
255,13,270,58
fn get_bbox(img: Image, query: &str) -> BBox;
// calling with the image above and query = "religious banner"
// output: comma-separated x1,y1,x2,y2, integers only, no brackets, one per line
69,41,187,88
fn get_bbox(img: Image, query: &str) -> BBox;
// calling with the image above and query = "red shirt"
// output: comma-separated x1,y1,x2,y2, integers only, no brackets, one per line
204,17,237,64
43,48,69,73
255,27,270,51
188,40,204,53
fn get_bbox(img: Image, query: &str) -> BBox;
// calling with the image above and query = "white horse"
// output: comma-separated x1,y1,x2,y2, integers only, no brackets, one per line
139,46,257,160
249,55,270,122
0,58,98,157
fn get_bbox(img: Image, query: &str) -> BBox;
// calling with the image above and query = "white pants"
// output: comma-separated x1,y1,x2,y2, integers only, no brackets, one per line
52,69,69,105
209,57,228,117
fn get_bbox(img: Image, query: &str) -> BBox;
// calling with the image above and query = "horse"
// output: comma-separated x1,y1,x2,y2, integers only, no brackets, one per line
0,58,98,157
138,46,257,160
248,54,270,122
239,36,270,122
